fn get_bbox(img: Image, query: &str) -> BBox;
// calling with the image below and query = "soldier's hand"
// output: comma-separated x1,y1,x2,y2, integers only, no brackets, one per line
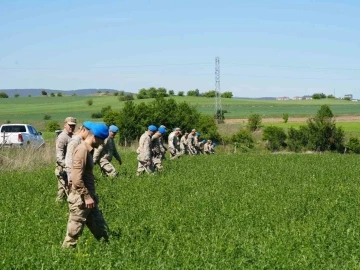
85,197,96,209
146,161,151,166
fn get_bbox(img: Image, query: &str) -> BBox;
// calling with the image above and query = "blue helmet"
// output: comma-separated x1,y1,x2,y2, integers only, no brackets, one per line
109,125,119,133
158,127,166,135
212,142,217,147
148,125,157,132
196,132,200,136
82,121,93,130
202,139,206,144
91,123,109,140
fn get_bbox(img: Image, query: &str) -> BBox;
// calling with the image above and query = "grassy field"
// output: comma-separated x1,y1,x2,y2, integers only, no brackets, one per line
1,95,360,126
1,149,360,268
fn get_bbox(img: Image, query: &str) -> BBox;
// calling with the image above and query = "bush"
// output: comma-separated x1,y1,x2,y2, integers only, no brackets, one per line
113,92,119,96
0,92,9,98
43,114,51,120
86,99,93,106
247,113,262,131
282,113,289,123
57,92,63,97
50,93,55,97
14,94,20,98
46,121,60,132
91,112,103,119
287,126,309,152
231,129,254,152
263,126,287,151
178,91,184,96
221,91,233,98
346,137,360,154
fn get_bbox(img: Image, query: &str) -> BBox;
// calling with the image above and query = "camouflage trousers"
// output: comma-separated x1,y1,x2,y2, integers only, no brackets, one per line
62,192,108,248
136,161,154,175
55,166,68,201
188,147,198,155
152,155,163,171
180,146,188,155
99,159,118,178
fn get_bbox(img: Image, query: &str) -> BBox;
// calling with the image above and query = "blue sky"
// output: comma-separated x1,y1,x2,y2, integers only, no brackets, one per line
0,0,359,98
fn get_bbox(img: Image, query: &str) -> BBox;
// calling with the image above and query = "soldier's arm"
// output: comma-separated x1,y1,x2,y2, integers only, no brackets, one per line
65,141,77,182
144,136,151,161
93,145,103,164
56,136,66,167
71,146,91,199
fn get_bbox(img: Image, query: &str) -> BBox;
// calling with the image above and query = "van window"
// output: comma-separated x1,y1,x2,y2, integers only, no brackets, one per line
0,125,26,133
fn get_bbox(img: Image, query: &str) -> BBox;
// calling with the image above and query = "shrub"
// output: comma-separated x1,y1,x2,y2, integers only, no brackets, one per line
113,92,119,96
43,114,51,120
231,129,254,152
14,94,20,98
50,93,55,97
46,121,60,132
57,92,63,97
247,113,262,131
178,91,184,96
0,92,9,98
41,90,47,96
86,99,93,106
169,90,175,96
287,126,309,152
263,126,287,151
221,91,233,98
282,113,289,123
91,112,103,119
346,137,360,154
6,120,11,124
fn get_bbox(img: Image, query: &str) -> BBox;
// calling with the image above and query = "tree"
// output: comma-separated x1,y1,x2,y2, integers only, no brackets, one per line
14,94,20,98
41,90,47,96
178,91,184,96
50,93,55,97
231,129,255,151
282,113,289,123
247,114,262,131
327,94,335,99
46,121,60,132
312,93,326,99
203,90,216,98
57,92,63,97
86,99,93,106
187,90,197,96
263,126,287,151
0,92,9,98
169,90,175,96
197,115,221,142
221,92,233,98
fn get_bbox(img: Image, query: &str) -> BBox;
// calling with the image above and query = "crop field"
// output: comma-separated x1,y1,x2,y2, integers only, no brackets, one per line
1,149,360,268
1,96,360,125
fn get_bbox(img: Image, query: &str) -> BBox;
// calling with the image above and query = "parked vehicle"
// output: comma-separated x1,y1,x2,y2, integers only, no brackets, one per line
0,124,44,148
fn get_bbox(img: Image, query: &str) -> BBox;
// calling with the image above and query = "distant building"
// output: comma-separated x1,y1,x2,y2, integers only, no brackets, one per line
303,95,312,100
293,96,302,100
276,96,290,100
344,94,353,99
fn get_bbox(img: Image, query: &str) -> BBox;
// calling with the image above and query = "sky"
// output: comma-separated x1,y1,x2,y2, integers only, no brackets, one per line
0,0,359,98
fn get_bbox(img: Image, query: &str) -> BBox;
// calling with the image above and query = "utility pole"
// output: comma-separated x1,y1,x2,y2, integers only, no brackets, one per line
215,56,223,123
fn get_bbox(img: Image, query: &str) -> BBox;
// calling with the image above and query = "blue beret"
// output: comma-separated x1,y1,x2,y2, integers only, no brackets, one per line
109,125,119,133
148,125,157,132
91,123,109,140
213,142,216,146
83,121,93,130
202,139,206,143
158,127,166,135
196,132,200,136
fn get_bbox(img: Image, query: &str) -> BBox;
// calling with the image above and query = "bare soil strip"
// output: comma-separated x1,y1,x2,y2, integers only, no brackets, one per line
224,115,360,124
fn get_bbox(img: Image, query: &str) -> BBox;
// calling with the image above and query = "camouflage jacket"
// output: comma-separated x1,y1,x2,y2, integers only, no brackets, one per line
137,131,152,162
93,137,121,164
55,129,72,168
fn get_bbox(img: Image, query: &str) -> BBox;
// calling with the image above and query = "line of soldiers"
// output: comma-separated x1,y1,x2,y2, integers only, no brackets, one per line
136,125,216,176
55,117,122,248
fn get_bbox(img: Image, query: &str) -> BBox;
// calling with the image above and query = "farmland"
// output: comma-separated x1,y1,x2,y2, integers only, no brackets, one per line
1,149,360,268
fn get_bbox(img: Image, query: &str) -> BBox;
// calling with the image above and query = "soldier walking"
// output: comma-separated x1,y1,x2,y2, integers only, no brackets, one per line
93,125,122,178
65,121,93,189
204,140,212,154
159,125,167,160
136,125,157,176
186,129,197,155
168,127,182,159
151,126,167,171
55,117,77,202
62,123,109,248
180,132,189,155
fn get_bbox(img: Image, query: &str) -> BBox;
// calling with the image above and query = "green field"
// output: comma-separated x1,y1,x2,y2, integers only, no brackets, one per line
1,96,360,125
1,151,360,268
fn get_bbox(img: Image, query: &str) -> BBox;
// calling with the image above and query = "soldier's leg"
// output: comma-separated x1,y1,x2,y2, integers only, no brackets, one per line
136,161,146,176
62,193,89,247
86,202,109,242
100,161,118,177
153,157,163,172
55,167,67,201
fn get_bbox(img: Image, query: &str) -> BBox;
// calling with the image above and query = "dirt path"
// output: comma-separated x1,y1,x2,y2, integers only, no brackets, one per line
224,115,360,124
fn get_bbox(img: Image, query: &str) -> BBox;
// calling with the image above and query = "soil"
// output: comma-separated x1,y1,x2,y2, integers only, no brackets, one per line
224,115,360,124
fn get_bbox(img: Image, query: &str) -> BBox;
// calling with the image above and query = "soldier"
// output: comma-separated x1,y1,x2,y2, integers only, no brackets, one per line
168,127,182,160
180,132,189,155
55,117,77,202
136,125,157,176
187,129,197,155
194,132,201,154
159,125,167,160
93,125,122,178
198,139,206,154
210,142,216,154
65,121,93,189
151,126,167,172
204,140,212,154
62,122,109,248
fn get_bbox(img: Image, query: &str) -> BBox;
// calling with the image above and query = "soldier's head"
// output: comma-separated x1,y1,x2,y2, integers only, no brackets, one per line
87,122,109,148
185,132,189,138
64,117,77,135
109,125,119,138
175,127,181,136
207,140,212,145
147,125,157,135
191,129,196,135
157,126,166,137
78,121,93,140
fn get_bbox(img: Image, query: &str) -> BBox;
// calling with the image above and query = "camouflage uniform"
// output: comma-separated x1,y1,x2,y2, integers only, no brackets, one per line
65,135,82,186
168,131,181,159
55,129,72,201
151,133,163,171
180,134,188,155
204,142,212,154
62,141,108,248
187,133,197,155
137,131,154,175
93,137,121,177
159,136,167,160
